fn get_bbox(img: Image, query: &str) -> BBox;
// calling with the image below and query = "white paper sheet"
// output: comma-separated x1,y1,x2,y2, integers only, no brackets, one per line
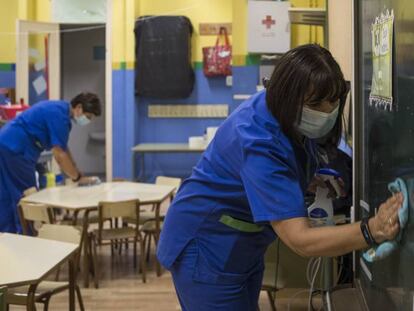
29,48,40,59
33,75,47,95
34,60,46,71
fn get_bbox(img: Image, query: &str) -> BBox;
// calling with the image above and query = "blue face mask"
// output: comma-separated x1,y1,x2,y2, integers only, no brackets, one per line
74,114,91,126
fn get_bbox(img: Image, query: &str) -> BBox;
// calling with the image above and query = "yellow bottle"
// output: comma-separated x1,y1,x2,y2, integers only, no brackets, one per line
46,172,56,188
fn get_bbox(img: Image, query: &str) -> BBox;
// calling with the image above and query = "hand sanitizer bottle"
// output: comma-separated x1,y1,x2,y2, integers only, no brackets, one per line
308,168,341,227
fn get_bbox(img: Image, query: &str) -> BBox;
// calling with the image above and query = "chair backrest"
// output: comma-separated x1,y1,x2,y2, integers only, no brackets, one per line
23,187,37,197
155,176,181,194
155,176,181,187
97,199,140,243
37,224,83,272
19,201,54,235
0,286,6,310
19,202,53,223
38,224,82,245
98,199,140,220
262,239,283,289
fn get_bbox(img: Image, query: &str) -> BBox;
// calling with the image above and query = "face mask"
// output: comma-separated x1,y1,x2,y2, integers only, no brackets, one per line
74,114,91,126
297,105,339,139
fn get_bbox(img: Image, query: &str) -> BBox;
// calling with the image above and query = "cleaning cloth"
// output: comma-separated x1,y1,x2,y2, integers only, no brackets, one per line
363,177,409,262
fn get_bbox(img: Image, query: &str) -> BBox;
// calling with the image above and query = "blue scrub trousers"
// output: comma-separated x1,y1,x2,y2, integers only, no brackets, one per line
0,146,36,233
170,240,263,311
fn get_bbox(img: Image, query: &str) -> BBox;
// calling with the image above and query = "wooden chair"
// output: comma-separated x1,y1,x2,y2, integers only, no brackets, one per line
18,201,54,236
90,199,146,287
127,176,181,263
260,239,286,311
23,187,38,197
6,224,85,311
0,286,6,311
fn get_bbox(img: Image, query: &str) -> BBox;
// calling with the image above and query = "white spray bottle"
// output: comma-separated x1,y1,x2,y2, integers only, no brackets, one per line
308,168,341,227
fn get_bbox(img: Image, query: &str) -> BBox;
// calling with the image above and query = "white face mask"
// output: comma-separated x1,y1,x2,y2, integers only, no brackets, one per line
297,105,339,139
74,114,91,126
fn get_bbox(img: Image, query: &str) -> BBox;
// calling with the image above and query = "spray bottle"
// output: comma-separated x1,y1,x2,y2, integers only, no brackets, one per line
307,168,341,227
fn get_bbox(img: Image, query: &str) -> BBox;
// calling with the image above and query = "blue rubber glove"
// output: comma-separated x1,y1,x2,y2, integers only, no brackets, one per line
363,178,408,262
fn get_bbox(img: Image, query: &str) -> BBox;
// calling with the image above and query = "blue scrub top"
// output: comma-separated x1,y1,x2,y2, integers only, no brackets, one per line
0,100,72,163
157,91,318,276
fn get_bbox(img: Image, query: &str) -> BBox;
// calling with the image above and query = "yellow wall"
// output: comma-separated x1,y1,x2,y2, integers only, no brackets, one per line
0,0,18,63
0,0,327,65
291,0,325,47
111,0,136,69
132,0,325,65
0,0,51,63
35,0,51,22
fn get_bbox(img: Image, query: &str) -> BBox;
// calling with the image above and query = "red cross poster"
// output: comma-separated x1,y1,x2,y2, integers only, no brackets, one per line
247,1,290,54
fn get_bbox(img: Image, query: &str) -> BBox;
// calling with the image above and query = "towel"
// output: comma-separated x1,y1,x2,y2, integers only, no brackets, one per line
363,178,409,262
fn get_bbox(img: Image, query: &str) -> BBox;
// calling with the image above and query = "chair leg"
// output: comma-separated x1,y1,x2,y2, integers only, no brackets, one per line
140,237,147,283
153,233,162,277
91,235,100,289
146,233,152,263
267,290,277,311
76,285,85,311
55,266,61,281
133,238,137,269
43,297,51,311
118,239,123,255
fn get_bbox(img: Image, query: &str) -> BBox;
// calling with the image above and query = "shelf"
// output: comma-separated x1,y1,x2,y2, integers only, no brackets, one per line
89,131,105,142
233,94,252,100
288,8,326,26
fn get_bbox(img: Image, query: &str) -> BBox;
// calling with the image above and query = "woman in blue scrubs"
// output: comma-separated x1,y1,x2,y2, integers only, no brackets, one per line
157,44,402,310
0,92,101,233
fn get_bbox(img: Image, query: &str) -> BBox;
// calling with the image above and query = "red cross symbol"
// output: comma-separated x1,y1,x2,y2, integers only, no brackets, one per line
262,15,275,29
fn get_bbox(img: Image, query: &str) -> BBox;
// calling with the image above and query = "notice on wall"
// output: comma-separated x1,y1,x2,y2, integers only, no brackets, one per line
33,75,47,95
369,9,394,111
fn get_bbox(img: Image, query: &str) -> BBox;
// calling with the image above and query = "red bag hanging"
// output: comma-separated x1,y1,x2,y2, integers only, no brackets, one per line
202,27,232,77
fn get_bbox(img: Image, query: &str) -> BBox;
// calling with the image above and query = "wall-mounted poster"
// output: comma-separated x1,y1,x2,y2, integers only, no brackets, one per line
369,9,394,111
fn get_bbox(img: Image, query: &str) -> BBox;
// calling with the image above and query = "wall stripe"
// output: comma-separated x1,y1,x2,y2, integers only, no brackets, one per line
112,61,135,70
0,63,15,71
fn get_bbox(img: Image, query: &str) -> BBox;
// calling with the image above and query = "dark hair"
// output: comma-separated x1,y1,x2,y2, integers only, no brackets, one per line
265,44,349,147
70,92,101,116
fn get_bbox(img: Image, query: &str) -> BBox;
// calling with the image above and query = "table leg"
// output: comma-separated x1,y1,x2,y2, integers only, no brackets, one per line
69,257,76,311
82,210,91,288
26,284,38,311
154,202,162,276
140,153,145,182
132,152,136,182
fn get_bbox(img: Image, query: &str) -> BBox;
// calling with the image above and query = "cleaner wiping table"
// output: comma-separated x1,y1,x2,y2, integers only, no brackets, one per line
0,92,101,233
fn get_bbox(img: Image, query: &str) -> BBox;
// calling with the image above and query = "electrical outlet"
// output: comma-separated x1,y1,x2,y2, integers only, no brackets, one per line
226,75,233,87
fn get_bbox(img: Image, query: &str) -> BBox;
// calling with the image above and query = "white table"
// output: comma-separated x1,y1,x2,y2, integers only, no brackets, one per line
22,182,176,209
22,182,176,286
131,143,206,181
0,233,78,311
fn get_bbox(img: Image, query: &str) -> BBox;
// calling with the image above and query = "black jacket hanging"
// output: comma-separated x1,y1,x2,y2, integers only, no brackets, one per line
135,16,194,99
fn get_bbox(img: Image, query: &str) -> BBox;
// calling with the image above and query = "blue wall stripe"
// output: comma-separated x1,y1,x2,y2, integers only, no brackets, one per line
112,65,260,182
136,66,259,181
112,69,137,179
0,72,15,88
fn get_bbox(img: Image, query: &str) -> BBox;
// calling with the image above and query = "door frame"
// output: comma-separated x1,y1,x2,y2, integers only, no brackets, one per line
16,11,114,181
16,20,60,103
